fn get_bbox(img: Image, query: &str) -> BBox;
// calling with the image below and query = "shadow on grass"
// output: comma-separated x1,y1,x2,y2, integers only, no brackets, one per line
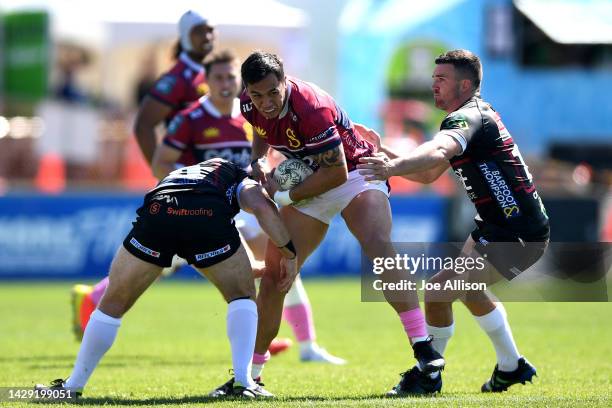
35,394,397,405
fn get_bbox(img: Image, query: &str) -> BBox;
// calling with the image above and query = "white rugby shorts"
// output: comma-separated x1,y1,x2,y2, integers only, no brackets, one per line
292,170,389,224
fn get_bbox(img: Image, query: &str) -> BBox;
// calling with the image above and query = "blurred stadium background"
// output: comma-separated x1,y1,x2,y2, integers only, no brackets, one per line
0,0,611,405
1,0,611,279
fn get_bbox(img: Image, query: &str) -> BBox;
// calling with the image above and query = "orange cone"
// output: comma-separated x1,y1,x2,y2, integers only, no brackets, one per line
122,135,157,191
79,293,97,334
35,152,66,194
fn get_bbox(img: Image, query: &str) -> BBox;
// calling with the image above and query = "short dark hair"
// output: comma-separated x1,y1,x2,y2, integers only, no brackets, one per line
241,51,284,85
204,49,239,74
435,49,482,93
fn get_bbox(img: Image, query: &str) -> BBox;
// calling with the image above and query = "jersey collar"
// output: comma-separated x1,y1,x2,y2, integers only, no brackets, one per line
278,80,292,119
200,95,241,119
179,52,205,73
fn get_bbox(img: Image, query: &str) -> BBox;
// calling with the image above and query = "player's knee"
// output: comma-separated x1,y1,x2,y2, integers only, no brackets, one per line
98,284,137,317
224,283,256,302
98,297,130,318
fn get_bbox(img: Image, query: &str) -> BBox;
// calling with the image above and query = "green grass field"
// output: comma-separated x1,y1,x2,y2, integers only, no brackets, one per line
1,279,610,407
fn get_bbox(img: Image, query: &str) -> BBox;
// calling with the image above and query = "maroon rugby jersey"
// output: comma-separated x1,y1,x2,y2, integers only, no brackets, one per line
240,76,374,172
148,52,208,165
162,97,253,168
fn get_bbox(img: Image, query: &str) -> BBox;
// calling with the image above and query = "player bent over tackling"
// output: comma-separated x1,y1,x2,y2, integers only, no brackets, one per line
37,158,297,399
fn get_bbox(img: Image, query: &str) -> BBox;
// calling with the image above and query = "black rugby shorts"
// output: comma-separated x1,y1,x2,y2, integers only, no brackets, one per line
471,222,548,281
123,191,241,268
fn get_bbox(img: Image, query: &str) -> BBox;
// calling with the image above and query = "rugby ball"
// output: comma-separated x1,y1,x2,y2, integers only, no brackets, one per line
273,158,313,191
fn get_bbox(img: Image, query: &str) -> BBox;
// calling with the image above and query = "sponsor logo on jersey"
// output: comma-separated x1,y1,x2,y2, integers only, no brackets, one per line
254,126,267,138
226,183,237,205
201,148,251,169
149,202,161,215
195,244,231,261
189,108,204,120
478,161,521,218
445,113,469,130
310,127,335,143
453,168,475,198
155,75,177,95
129,237,160,258
533,191,549,219
204,127,220,138
242,102,253,112
167,115,183,135
167,207,213,216
286,128,301,148
197,83,209,96
243,122,254,142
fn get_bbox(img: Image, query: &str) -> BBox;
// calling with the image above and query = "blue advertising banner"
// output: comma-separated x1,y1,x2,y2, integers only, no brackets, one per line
0,193,141,279
0,193,448,280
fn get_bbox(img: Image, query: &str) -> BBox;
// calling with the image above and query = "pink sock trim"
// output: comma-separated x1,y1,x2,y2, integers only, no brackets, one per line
399,307,428,339
90,277,109,305
252,351,270,365
283,303,316,342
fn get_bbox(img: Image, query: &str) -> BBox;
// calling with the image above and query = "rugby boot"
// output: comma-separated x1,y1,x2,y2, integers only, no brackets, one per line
386,366,442,396
70,284,94,341
412,335,445,374
34,378,82,399
481,357,537,392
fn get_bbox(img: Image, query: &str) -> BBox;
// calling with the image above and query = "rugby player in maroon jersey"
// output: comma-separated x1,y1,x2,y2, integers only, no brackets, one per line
152,50,345,365
209,51,444,398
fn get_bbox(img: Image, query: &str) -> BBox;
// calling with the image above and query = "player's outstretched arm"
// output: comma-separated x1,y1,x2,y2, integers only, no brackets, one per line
357,133,460,182
151,144,182,180
133,96,173,165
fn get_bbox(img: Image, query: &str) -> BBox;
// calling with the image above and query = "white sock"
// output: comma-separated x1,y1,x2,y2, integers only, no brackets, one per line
474,305,520,371
427,322,455,356
283,275,309,307
299,340,316,355
420,323,454,379
227,299,257,388
411,335,429,344
251,363,264,380
65,309,121,390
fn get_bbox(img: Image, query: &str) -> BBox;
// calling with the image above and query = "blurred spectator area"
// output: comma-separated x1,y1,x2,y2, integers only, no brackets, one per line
0,113,149,191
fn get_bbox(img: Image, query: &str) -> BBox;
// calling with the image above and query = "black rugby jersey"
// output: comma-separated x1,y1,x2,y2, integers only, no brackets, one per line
442,97,549,239
148,158,248,215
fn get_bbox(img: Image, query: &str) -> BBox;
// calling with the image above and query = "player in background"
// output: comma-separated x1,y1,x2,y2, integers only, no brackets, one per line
70,10,214,339
152,50,345,364
37,159,296,398
358,49,549,395
210,51,444,397
134,9,214,165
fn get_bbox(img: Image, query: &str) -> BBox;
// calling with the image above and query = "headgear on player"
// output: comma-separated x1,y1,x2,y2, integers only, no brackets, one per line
179,10,208,52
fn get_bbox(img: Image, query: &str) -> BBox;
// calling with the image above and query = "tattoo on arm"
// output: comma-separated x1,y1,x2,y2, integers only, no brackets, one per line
315,146,346,168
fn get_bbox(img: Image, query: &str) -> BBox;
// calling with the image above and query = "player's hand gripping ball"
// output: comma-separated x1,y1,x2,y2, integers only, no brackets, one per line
273,159,313,191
